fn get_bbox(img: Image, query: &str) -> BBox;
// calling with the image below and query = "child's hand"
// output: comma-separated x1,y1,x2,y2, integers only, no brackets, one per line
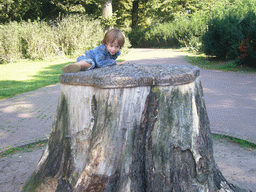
116,61,127,65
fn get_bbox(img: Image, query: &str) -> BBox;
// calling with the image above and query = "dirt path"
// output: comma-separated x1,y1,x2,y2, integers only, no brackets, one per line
0,138,255,192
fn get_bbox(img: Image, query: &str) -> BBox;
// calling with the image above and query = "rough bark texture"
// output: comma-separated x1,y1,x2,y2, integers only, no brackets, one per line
103,0,113,18
132,0,139,29
22,64,247,192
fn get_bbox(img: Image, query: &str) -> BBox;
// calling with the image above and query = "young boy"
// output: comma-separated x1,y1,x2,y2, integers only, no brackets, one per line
62,28,127,73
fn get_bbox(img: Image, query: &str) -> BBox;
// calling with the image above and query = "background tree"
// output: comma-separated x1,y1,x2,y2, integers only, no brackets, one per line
103,0,113,18
0,0,104,23
112,0,132,30
0,0,43,23
131,0,139,28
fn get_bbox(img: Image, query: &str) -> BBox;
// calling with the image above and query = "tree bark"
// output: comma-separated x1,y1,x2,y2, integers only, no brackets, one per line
132,0,139,28
22,64,248,192
103,0,113,18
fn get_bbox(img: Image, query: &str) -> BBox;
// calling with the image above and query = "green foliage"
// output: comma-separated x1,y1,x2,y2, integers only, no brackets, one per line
202,3,256,68
54,14,103,56
238,11,256,67
0,15,104,63
128,12,207,49
173,13,207,50
149,0,200,23
0,0,43,23
0,22,21,63
1,0,256,68
112,0,209,30
202,14,243,60
112,0,133,30
19,20,59,59
0,0,104,23
128,24,176,48
99,11,121,30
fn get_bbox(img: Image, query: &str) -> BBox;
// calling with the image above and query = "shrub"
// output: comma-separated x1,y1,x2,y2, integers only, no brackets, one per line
202,9,256,68
173,13,207,51
202,14,244,60
0,22,21,63
19,20,59,60
128,13,207,49
0,15,104,63
142,24,179,48
128,24,184,48
238,11,256,68
53,15,104,57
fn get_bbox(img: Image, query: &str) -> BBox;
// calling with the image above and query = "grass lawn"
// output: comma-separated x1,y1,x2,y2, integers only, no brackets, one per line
0,58,75,99
0,58,127,100
185,52,256,73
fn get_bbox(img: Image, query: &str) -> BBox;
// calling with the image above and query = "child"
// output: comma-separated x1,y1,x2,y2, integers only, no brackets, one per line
62,28,127,73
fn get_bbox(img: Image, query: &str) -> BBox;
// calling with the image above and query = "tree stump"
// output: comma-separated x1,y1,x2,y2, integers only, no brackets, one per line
22,63,246,192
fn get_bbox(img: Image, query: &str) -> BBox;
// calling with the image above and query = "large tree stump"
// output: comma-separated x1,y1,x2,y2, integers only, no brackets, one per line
23,63,246,192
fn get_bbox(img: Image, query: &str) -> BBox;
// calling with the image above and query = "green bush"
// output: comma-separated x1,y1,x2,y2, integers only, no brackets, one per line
0,22,21,63
238,11,256,67
173,13,207,51
128,24,182,48
202,9,256,68
128,13,207,50
54,15,103,57
202,14,243,60
19,20,59,60
200,0,256,67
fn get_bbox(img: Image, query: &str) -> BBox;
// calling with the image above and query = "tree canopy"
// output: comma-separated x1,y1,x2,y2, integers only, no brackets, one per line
0,0,252,28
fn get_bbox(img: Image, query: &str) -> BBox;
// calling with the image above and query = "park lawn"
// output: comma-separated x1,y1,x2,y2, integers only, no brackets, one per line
0,58,75,99
0,58,127,100
185,53,256,73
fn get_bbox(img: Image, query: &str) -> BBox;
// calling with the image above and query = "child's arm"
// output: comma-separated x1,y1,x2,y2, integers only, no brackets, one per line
116,61,127,65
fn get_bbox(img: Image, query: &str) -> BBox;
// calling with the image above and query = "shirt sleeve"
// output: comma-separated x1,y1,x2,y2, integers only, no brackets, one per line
95,46,118,68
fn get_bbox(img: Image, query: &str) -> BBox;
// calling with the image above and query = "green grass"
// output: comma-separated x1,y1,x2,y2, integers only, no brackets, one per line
0,58,75,99
0,140,47,158
212,134,256,149
0,58,127,100
185,53,256,73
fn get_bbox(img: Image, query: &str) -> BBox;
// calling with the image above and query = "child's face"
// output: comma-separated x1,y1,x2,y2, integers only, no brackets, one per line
105,39,120,55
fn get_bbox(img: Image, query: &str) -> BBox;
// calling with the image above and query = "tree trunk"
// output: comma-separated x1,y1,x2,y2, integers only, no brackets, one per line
132,0,139,28
22,64,247,192
103,0,113,18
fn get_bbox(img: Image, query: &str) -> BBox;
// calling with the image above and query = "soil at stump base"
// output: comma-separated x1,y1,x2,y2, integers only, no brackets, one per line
0,138,255,192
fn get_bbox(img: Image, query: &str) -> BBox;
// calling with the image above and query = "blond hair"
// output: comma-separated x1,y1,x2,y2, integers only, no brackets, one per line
102,28,125,48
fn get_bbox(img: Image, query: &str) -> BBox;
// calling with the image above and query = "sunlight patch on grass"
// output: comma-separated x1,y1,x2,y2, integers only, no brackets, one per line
0,58,75,99
0,58,127,99
0,59,74,81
